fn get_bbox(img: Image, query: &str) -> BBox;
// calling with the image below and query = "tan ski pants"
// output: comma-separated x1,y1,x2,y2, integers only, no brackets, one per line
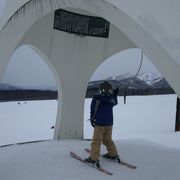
90,126,118,161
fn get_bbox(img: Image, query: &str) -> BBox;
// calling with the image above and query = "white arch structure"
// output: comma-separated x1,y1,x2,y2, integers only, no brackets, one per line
0,0,180,139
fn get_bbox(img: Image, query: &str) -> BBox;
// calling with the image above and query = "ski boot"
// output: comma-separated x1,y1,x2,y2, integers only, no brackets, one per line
102,153,121,162
84,157,101,168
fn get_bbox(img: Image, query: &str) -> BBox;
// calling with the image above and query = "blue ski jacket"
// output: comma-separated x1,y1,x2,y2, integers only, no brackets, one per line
90,93,118,126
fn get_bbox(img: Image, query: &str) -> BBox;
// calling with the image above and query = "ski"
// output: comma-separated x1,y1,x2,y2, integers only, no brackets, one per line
70,151,113,175
85,148,137,169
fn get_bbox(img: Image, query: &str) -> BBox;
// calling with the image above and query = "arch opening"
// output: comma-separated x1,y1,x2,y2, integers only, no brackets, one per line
84,48,177,140
0,44,60,146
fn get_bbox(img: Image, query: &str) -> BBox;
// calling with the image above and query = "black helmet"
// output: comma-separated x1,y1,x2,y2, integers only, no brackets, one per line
100,81,112,95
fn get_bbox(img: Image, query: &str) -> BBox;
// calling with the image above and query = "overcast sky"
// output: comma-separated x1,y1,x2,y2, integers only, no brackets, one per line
0,0,6,17
0,0,161,90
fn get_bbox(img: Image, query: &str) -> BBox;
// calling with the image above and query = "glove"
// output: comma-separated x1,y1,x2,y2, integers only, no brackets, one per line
90,119,95,127
113,88,119,96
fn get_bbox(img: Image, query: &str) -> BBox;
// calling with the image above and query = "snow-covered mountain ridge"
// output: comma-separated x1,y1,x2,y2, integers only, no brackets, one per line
87,72,174,97
0,83,21,90
0,72,169,90
89,72,171,89
115,72,165,86
0,73,174,100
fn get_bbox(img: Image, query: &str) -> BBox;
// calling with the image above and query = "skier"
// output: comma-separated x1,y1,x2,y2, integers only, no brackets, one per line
85,81,119,167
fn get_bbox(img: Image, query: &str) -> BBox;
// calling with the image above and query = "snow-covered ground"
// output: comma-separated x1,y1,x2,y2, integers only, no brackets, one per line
0,138,180,180
0,100,57,146
0,94,178,147
0,94,180,180
85,94,179,148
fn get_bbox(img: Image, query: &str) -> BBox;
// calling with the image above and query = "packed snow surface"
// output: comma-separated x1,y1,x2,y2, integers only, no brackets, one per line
0,94,180,179
0,138,180,180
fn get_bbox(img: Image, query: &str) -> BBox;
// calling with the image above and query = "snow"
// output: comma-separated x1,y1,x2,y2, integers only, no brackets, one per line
0,139,180,180
0,94,180,180
84,95,177,146
137,72,160,83
0,100,57,145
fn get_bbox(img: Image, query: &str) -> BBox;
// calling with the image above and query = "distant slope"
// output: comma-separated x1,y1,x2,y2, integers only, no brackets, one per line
87,73,175,97
0,72,175,101
0,83,21,90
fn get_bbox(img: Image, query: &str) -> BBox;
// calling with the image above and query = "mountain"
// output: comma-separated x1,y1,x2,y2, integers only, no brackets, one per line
137,72,161,85
105,76,114,80
116,72,171,89
151,78,171,88
87,72,175,97
136,72,171,88
115,73,133,81
0,83,21,90
0,73,174,100
118,76,148,89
